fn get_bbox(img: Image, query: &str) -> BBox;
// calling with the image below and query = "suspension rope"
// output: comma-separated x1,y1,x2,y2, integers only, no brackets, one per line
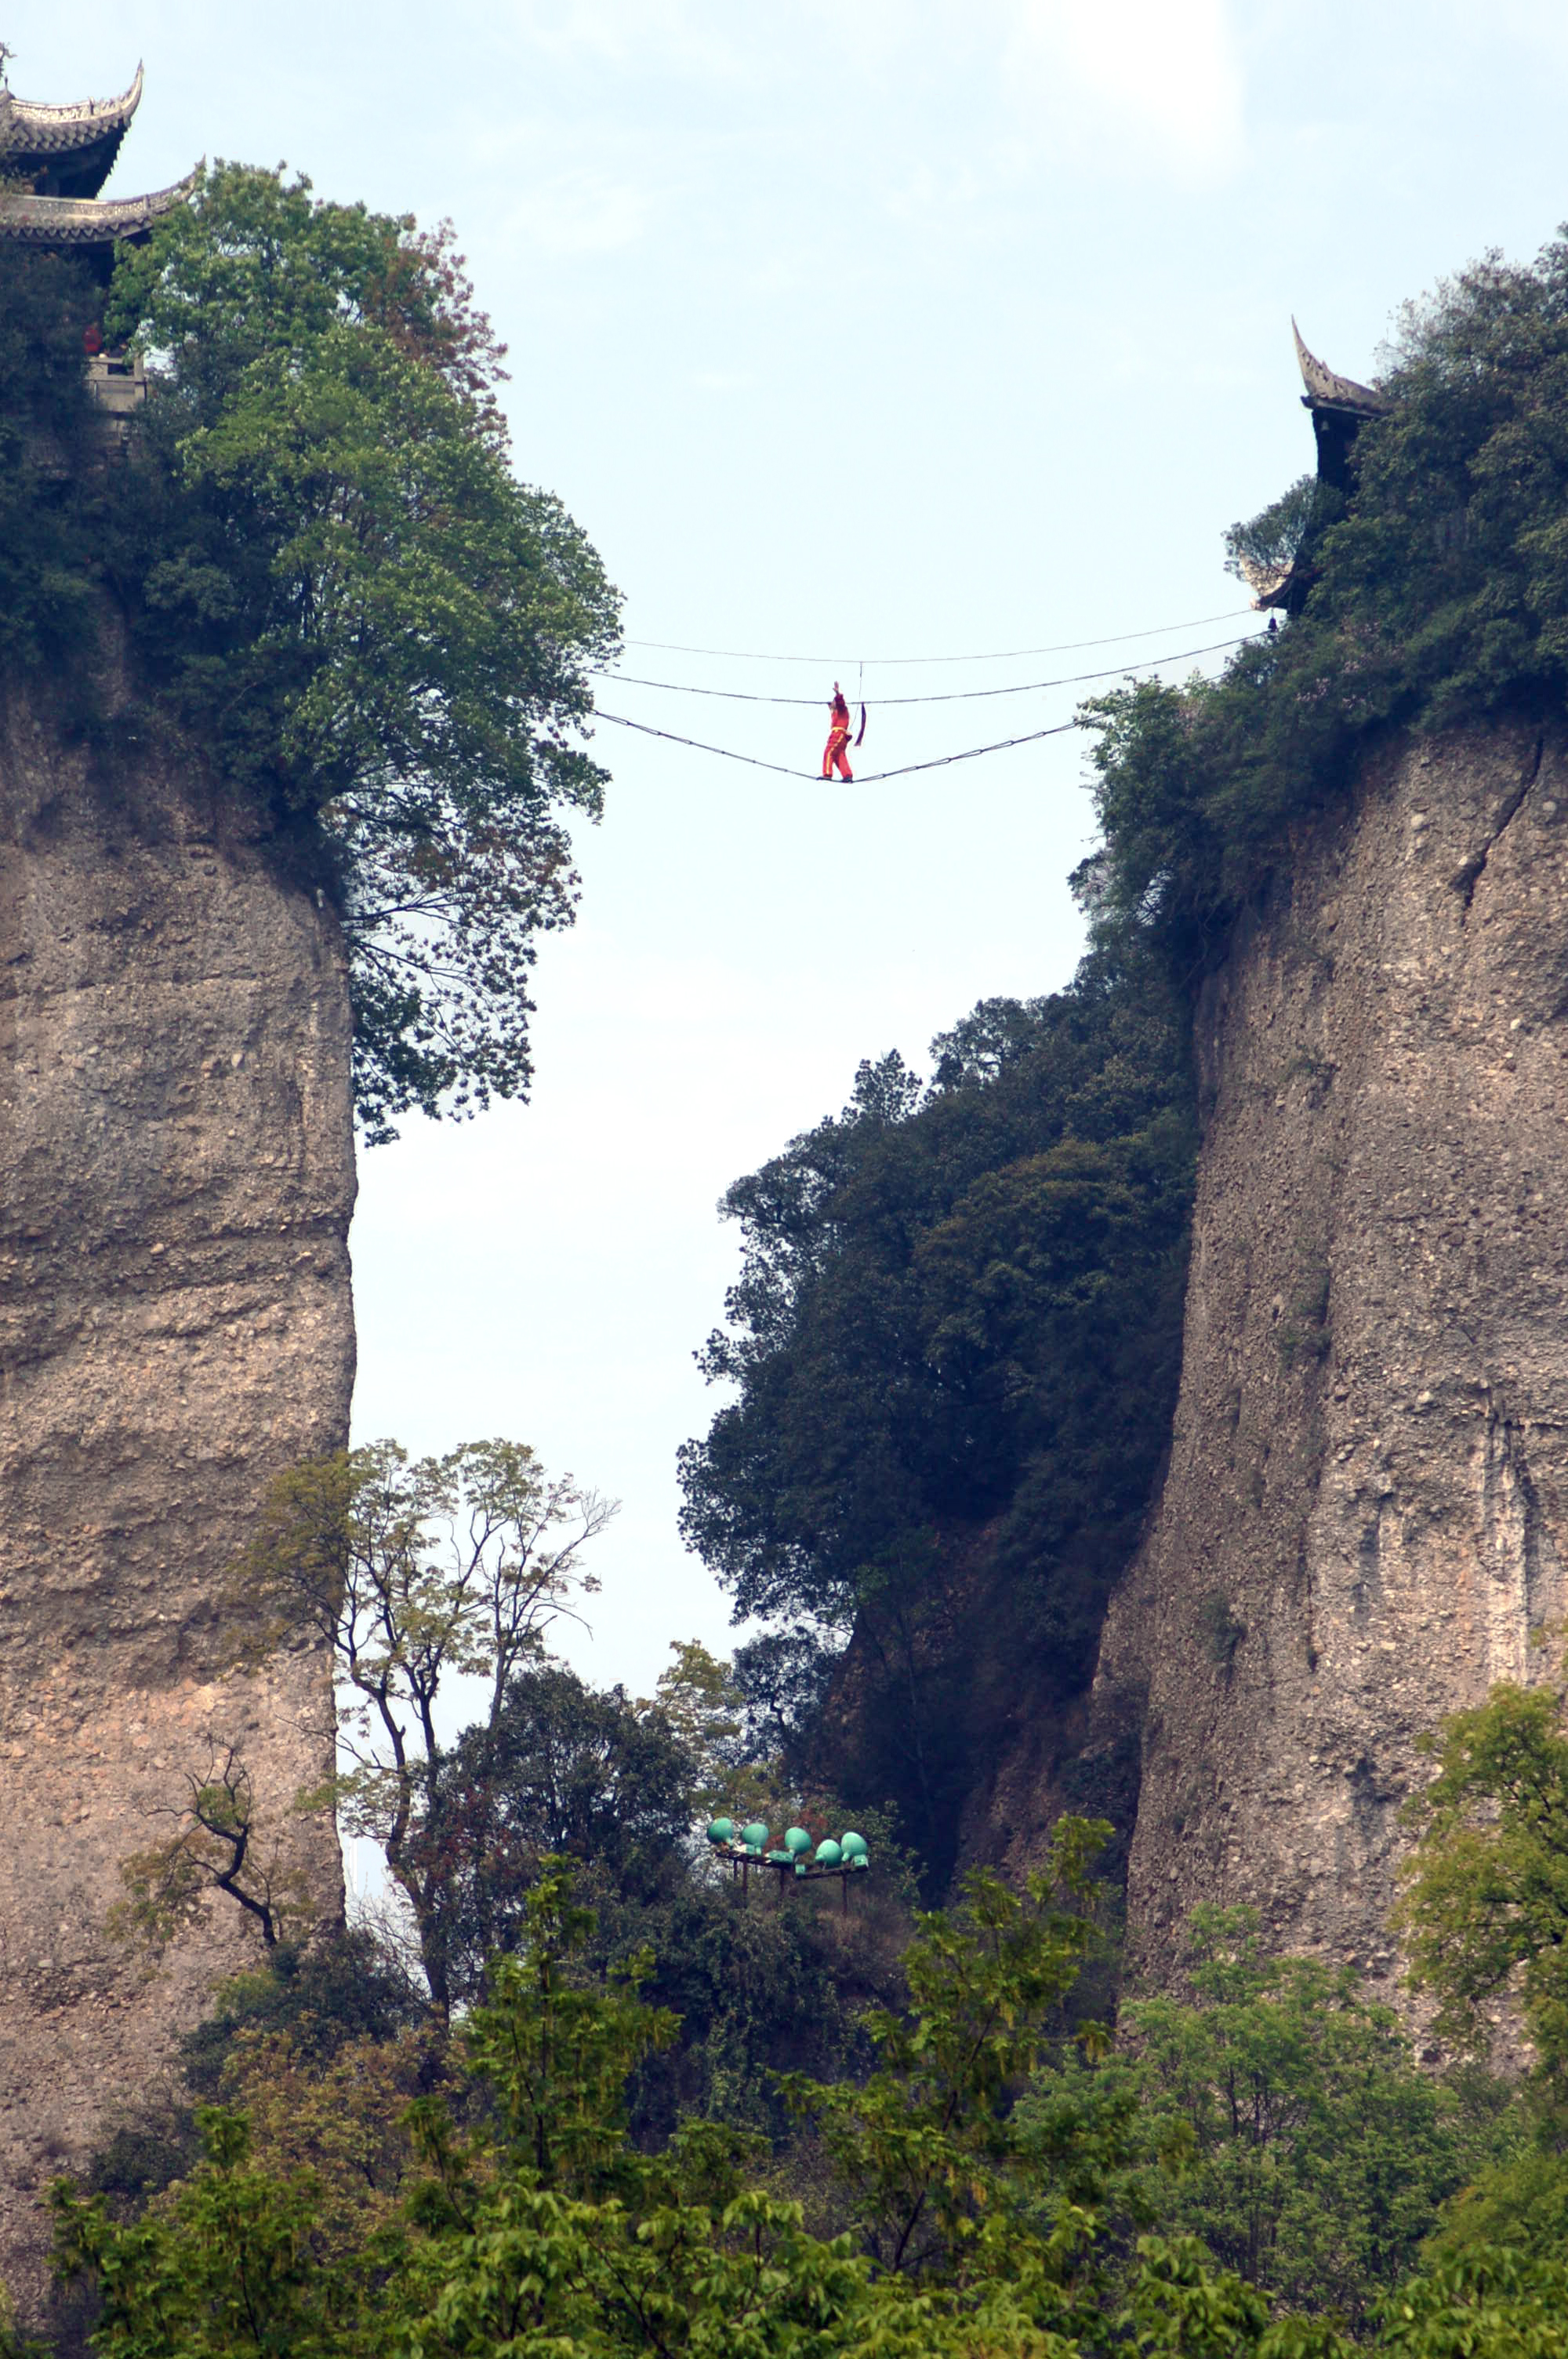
594,632,1260,708
621,605,1255,667
594,709,1083,780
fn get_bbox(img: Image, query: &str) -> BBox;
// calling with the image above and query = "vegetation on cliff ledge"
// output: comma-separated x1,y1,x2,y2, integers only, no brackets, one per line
1,167,620,1140
1083,231,1568,983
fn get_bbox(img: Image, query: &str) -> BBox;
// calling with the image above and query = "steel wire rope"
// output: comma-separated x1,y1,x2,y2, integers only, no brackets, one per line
621,605,1256,667
592,627,1264,780
592,708,1085,780
593,631,1263,708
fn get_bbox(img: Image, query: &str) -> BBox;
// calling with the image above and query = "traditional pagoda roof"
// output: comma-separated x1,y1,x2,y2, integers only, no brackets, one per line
1291,320,1391,422
0,62,143,199
0,50,195,274
1292,318,1390,503
0,169,198,249
1242,324,1395,612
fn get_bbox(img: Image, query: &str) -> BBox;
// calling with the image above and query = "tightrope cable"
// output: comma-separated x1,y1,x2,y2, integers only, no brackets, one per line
594,709,1083,780
595,633,1261,708
622,606,1256,667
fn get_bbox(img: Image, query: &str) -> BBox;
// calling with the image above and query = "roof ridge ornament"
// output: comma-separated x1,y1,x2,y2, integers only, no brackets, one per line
1291,318,1391,418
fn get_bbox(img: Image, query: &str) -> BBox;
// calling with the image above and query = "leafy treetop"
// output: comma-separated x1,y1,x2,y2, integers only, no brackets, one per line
1,165,622,1141
46,1852,1568,2359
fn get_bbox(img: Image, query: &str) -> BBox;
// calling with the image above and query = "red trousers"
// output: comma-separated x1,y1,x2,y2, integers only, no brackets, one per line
822,725,853,780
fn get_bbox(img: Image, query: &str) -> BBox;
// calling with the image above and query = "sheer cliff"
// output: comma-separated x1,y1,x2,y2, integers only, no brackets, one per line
1093,718,1568,2004
0,683,356,2311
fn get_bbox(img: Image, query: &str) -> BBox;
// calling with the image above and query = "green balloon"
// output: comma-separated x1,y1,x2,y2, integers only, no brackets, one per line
742,1821,770,1852
840,1831,869,1861
815,1839,843,1869
707,1818,735,1844
784,1826,811,1856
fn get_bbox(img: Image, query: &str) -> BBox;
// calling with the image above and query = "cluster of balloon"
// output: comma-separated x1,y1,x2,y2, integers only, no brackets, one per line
705,1816,871,1903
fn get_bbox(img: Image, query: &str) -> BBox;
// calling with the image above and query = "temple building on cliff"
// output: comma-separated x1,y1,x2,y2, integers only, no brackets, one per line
0,44,197,416
1238,323,1392,613
0,43,196,274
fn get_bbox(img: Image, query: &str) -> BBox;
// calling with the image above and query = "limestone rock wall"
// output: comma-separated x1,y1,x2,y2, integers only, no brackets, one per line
0,687,356,2311
1094,720,1568,2005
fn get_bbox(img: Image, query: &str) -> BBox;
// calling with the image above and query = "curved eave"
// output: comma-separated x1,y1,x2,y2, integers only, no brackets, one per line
0,61,144,155
0,165,198,249
1292,318,1391,417
1238,553,1296,611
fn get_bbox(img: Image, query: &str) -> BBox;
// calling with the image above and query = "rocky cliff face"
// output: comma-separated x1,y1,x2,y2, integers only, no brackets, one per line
1094,718,1568,2005
0,683,356,2312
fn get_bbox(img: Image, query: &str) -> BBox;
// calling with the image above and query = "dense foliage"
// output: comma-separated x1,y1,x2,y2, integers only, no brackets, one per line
41,1854,1563,2359
44,1841,1147,2359
1019,1906,1502,2329
1391,1653,1568,2263
679,946,1196,1878
1083,233,1568,981
54,1637,1568,2354
0,166,620,1138
0,249,107,678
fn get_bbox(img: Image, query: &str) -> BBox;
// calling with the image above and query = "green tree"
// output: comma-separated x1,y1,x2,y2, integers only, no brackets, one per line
1392,1664,1568,2266
431,1660,697,1989
1394,1670,1568,2070
0,246,107,676
103,162,621,1139
678,949,1195,1882
779,1816,1114,2292
54,2106,376,2359
1377,2250,1568,2359
230,1438,614,2019
1020,1907,1490,2327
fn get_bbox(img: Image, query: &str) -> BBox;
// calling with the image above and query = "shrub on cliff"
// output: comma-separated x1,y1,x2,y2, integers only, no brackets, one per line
1082,231,1568,983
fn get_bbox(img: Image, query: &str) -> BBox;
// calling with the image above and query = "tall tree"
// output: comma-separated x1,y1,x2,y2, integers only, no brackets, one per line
1020,1906,1494,2327
678,951,1195,1876
103,164,622,1138
233,1439,614,2019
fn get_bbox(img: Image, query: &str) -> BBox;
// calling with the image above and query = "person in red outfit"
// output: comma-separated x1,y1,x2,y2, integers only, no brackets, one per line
822,682,854,780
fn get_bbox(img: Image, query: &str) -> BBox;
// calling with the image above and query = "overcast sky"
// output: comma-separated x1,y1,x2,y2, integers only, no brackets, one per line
16,0,1568,1697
